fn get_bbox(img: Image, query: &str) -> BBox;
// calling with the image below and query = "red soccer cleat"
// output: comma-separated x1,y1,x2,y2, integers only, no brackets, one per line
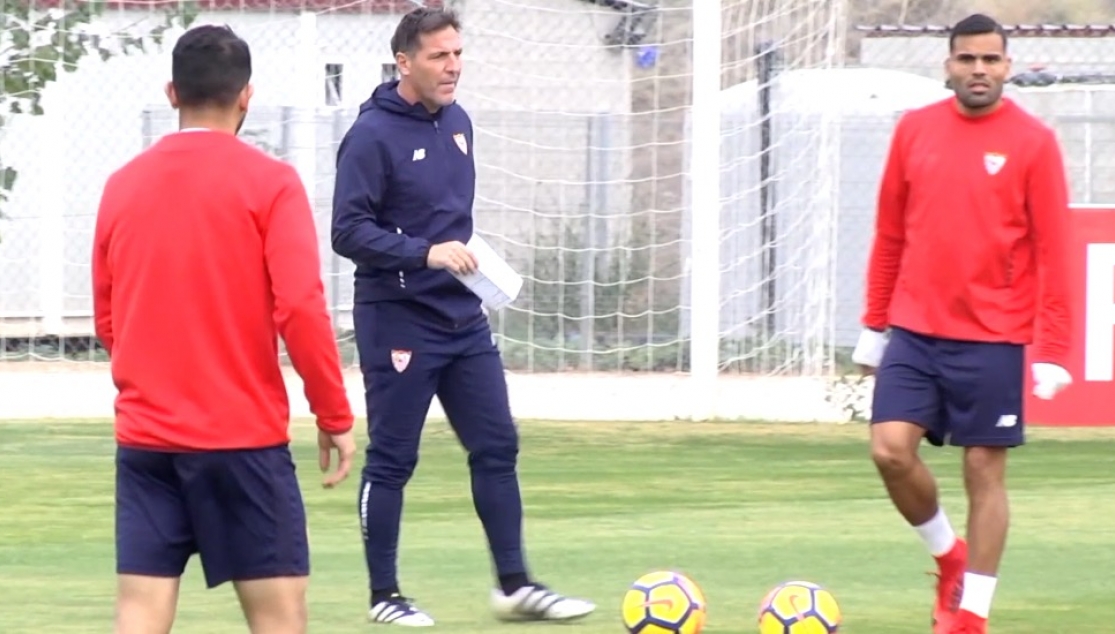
947,608,988,633
930,538,967,634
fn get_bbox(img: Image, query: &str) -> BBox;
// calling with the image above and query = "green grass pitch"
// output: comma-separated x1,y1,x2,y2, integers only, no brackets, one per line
1,419,1113,633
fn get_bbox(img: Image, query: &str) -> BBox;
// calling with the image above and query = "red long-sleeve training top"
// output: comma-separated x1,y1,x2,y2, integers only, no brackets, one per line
92,129,354,451
863,97,1073,366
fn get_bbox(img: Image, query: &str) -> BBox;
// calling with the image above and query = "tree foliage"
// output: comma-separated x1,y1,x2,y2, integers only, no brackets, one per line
0,0,198,242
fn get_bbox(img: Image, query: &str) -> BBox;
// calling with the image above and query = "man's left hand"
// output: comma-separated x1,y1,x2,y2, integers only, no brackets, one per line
1031,362,1072,400
318,428,357,488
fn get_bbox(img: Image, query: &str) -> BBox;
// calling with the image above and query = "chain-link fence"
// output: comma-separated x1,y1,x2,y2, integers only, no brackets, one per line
5,1,1110,421
0,0,847,379
5,3,1108,397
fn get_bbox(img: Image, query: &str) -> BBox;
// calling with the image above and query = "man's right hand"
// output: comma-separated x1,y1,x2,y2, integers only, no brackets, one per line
318,429,356,488
851,328,889,376
427,241,479,275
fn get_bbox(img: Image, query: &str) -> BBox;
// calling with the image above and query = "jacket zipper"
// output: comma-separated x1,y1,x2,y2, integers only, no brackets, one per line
397,227,406,289
396,119,439,290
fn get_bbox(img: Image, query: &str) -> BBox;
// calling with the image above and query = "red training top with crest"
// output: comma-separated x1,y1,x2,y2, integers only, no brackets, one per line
92,130,354,451
863,97,1073,366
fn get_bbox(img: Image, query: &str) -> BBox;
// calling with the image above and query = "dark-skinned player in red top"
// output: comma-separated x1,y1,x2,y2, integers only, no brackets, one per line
91,25,356,634
851,14,1074,634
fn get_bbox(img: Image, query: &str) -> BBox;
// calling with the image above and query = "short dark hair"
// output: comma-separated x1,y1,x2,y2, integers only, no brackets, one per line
949,13,1007,52
171,24,252,108
390,7,461,56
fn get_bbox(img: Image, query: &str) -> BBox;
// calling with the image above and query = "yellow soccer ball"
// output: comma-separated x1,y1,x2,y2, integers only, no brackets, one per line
621,570,708,634
757,580,841,633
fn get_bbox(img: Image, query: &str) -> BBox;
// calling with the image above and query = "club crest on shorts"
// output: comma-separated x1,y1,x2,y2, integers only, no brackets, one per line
984,152,1007,175
453,132,468,155
390,349,412,373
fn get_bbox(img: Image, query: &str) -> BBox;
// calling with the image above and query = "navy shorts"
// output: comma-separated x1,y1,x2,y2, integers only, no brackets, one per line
870,327,1025,448
115,444,309,588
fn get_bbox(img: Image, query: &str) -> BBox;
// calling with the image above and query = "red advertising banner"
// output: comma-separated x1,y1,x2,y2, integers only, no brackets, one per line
1024,205,1115,426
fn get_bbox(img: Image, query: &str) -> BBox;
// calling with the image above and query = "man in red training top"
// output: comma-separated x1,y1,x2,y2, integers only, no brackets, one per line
91,25,356,634
852,13,1074,634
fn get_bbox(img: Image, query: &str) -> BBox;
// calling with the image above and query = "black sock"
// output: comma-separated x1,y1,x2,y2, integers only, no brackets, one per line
499,572,531,595
372,586,401,605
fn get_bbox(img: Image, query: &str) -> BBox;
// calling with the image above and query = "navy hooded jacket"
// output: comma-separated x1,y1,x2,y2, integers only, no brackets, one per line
331,79,483,329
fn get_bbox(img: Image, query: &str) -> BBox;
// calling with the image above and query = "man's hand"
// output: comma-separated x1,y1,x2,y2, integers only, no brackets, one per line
427,241,479,275
318,429,356,488
852,328,889,376
1031,363,1072,400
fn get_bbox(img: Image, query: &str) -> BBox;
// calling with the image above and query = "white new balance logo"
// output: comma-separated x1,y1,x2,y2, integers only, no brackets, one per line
995,415,1018,428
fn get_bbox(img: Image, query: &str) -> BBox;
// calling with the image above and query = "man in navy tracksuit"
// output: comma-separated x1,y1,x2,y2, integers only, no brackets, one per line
331,7,595,628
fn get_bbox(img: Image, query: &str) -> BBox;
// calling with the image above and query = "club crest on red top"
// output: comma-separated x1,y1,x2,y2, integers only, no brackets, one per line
984,151,1006,175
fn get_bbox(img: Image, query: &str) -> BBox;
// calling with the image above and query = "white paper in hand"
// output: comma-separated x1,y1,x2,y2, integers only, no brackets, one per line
452,234,523,310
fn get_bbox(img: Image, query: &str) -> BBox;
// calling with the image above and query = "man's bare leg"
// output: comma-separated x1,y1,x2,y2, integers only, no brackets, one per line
871,421,966,633
115,575,180,634
233,576,310,634
871,421,949,530
957,446,1009,620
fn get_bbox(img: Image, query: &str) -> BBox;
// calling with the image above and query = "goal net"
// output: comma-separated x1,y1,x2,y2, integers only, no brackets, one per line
0,0,847,421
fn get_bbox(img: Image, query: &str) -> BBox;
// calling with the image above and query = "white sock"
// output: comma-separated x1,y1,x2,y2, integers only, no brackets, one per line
958,572,997,618
912,508,957,557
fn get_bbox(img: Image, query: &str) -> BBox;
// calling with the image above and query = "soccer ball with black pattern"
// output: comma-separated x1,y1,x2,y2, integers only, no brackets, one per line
620,570,707,634
757,580,841,633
